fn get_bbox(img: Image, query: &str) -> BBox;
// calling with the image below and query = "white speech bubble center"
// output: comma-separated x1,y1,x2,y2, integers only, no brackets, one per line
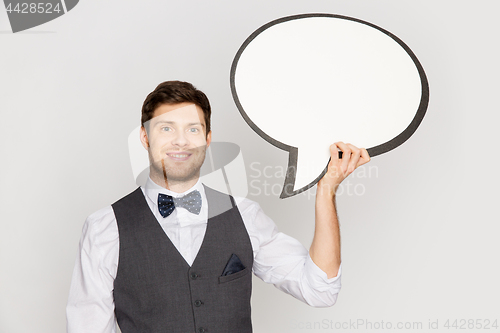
231,14,428,197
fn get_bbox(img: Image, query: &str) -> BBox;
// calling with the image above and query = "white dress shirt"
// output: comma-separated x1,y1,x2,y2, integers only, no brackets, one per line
66,177,342,333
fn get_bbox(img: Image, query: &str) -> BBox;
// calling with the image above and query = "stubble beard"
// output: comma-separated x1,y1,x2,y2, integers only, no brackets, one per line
149,145,207,187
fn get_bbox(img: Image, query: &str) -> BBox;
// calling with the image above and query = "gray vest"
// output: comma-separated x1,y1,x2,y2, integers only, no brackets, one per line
111,185,253,333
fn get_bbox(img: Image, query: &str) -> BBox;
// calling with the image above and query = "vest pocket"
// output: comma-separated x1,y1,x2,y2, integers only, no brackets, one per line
218,267,250,283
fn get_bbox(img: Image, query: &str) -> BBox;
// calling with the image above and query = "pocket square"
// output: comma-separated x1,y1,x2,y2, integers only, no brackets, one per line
221,253,246,276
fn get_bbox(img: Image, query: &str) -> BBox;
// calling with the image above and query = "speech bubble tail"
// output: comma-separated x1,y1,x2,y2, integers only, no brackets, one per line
280,146,330,198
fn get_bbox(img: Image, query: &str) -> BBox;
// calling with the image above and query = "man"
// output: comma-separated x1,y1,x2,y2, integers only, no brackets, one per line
66,81,370,333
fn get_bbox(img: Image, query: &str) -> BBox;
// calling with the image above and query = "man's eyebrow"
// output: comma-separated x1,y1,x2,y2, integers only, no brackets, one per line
154,120,175,125
153,120,205,127
188,122,205,127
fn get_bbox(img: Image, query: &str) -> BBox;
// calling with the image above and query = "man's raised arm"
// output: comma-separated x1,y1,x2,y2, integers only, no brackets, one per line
309,142,370,278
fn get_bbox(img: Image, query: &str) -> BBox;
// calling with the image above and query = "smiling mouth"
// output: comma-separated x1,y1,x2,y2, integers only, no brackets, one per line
167,153,192,161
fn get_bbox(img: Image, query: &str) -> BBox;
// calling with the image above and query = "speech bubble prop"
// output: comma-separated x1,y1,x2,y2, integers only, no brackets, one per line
230,13,429,198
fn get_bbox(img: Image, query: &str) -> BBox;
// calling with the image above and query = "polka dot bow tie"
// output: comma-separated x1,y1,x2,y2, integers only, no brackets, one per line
157,190,202,218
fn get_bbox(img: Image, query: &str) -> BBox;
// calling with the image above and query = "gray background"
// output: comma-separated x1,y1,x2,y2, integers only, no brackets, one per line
1,1,499,332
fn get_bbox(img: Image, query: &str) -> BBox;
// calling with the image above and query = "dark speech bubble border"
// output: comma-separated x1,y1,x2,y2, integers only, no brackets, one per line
230,13,430,199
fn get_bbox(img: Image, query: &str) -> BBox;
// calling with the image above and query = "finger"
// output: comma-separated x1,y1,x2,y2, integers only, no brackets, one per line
329,143,340,164
357,148,371,167
346,143,361,173
335,141,351,174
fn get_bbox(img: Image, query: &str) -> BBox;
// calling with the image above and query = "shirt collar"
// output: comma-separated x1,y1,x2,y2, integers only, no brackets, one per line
144,176,205,203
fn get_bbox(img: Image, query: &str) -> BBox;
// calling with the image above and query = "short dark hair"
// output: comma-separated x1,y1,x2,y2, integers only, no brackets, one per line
141,81,211,135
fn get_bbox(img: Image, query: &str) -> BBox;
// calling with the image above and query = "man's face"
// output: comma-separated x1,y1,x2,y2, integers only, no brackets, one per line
140,102,211,185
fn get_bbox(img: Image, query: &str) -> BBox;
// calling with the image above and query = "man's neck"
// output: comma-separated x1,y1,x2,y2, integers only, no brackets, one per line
149,173,200,194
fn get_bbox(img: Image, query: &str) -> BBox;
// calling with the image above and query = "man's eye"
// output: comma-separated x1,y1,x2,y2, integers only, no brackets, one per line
161,127,171,132
189,128,199,133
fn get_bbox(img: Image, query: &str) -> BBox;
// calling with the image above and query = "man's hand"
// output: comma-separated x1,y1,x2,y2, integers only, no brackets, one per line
310,142,370,279
317,142,371,197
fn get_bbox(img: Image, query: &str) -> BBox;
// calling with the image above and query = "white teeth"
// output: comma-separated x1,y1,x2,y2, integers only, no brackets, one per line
170,154,188,158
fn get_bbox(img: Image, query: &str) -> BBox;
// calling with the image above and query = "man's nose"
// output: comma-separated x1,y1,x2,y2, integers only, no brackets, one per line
171,130,189,147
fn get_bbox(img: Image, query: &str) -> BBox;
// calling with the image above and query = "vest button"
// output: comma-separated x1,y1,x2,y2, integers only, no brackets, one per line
190,272,199,280
198,327,206,333
194,300,203,307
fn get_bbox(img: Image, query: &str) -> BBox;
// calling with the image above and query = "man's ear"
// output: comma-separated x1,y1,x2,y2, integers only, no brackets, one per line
140,126,149,149
206,130,212,148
